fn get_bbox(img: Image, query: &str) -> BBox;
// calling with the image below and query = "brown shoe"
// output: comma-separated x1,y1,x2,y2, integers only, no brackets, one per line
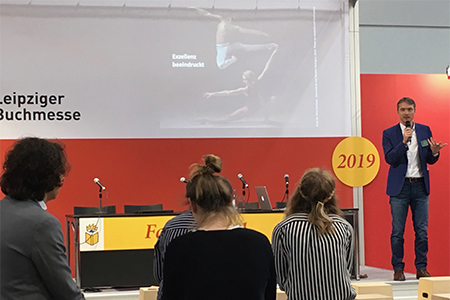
394,270,405,281
416,269,432,279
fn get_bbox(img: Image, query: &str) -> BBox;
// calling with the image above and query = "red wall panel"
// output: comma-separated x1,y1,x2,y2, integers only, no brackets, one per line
1,137,356,273
361,74,450,275
0,137,353,245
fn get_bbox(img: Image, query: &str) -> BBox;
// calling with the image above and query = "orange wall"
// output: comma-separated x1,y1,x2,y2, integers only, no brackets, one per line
361,74,450,275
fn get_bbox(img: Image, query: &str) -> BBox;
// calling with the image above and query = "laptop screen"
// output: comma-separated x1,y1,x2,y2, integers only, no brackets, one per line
255,186,273,211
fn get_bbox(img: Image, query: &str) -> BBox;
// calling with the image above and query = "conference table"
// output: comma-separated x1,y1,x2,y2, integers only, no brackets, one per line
66,209,360,289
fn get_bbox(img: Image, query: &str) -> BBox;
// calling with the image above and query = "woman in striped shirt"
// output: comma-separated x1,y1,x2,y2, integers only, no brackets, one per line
272,168,356,300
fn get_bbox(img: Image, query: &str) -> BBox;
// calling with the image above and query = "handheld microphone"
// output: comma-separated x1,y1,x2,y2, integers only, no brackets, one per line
237,173,249,187
405,120,412,143
180,177,190,184
93,178,106,190
284,174,289,186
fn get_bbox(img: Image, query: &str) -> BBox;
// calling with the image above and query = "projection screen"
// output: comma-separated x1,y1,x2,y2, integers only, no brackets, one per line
0,1,350,138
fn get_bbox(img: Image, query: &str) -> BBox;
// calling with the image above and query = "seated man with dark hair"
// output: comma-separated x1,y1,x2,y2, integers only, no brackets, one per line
0,137,85,300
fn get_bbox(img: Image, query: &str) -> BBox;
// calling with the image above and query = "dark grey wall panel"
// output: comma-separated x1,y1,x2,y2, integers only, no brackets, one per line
359,0,450,74
360,26,450,74
359,0,450,27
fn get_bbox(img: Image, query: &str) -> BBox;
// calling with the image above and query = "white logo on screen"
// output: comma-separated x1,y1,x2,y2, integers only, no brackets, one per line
261,196,265,202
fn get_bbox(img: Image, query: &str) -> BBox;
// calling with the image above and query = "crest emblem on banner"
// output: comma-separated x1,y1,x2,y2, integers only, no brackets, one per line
85,224,99,246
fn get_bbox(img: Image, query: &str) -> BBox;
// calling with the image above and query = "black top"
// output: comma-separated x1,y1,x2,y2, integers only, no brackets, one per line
161,227,276,300
154,210,196,300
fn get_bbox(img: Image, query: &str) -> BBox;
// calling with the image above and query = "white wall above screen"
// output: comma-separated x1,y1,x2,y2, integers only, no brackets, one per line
208,0,258,10
0,1,351,139
77,0,128,7
0,0,345,9
299,0,346,10
1,0,301,8
253,1,300,10
0,0,31,4
30,0,83,5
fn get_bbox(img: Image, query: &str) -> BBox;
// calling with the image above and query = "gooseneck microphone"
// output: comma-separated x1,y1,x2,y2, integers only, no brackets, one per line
237,173,248,197
93,178,105,209
284,174,289,201
405,120,412,143
180,177,190,184
237,173,249,187
93,178,106,190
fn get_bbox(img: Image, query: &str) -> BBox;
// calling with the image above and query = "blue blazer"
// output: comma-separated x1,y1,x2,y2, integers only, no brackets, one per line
382,123,439,196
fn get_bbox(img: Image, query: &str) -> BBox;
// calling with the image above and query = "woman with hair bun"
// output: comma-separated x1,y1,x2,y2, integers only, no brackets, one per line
161,154,276,300
272,168,356,300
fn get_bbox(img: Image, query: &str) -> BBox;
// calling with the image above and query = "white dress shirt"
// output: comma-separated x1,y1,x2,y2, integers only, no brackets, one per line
37,200,48,210
400,122,423,178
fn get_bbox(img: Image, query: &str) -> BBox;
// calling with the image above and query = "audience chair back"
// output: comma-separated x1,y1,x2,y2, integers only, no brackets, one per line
276,202,287,209
74,205,116,215
139,286,158,300
124,204,163,213
245,202,259,210
351,282,393,300
418,277,450,300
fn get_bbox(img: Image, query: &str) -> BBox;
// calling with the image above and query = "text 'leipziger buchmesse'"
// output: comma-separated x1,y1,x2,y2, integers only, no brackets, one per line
0,92,82,121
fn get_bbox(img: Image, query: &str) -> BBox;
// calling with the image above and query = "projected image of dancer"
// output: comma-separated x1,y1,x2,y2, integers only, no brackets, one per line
198,47,278,124
191,7,278,70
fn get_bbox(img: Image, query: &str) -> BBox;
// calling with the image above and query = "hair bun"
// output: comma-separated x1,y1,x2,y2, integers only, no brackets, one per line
188,154,222,179
203,154,222,173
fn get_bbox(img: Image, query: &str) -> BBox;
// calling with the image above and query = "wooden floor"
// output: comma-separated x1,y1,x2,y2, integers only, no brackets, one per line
357,266,419,300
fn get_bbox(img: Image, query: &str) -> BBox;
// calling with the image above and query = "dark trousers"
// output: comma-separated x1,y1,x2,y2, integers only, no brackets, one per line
390,180,428,271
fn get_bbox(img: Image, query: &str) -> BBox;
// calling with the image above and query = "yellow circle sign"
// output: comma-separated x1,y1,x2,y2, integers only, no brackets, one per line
332,136,380,187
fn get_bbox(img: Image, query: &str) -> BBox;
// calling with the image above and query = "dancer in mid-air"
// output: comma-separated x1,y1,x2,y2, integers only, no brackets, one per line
191,7,278,70
199,46,278,124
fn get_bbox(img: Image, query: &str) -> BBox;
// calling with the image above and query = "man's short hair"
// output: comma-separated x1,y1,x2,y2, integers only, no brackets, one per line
397,97,416,110
0,137,70,201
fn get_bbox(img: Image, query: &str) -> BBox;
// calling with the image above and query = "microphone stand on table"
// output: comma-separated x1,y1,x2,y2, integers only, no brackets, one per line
242,182,247,203
285,184,289,202
98,186,104,213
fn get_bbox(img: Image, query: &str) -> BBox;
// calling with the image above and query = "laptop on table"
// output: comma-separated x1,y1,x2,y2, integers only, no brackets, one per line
255,186,274,211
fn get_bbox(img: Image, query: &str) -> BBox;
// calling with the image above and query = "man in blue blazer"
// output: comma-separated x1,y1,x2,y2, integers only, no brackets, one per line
382,97,447,281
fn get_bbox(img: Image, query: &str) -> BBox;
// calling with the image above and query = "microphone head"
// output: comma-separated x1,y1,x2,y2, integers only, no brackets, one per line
237,173,248,187
93,178,106,190
284,174,289,185
180,177,189,184
405,121,411,128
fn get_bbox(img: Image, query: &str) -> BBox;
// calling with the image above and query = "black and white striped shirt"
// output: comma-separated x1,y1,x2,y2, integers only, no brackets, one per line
272,213,356,300
153,210,196,300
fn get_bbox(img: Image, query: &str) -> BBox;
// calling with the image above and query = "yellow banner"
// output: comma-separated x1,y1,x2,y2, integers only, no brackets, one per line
242,213,284,243
102,212,285,251
104,215,175,250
